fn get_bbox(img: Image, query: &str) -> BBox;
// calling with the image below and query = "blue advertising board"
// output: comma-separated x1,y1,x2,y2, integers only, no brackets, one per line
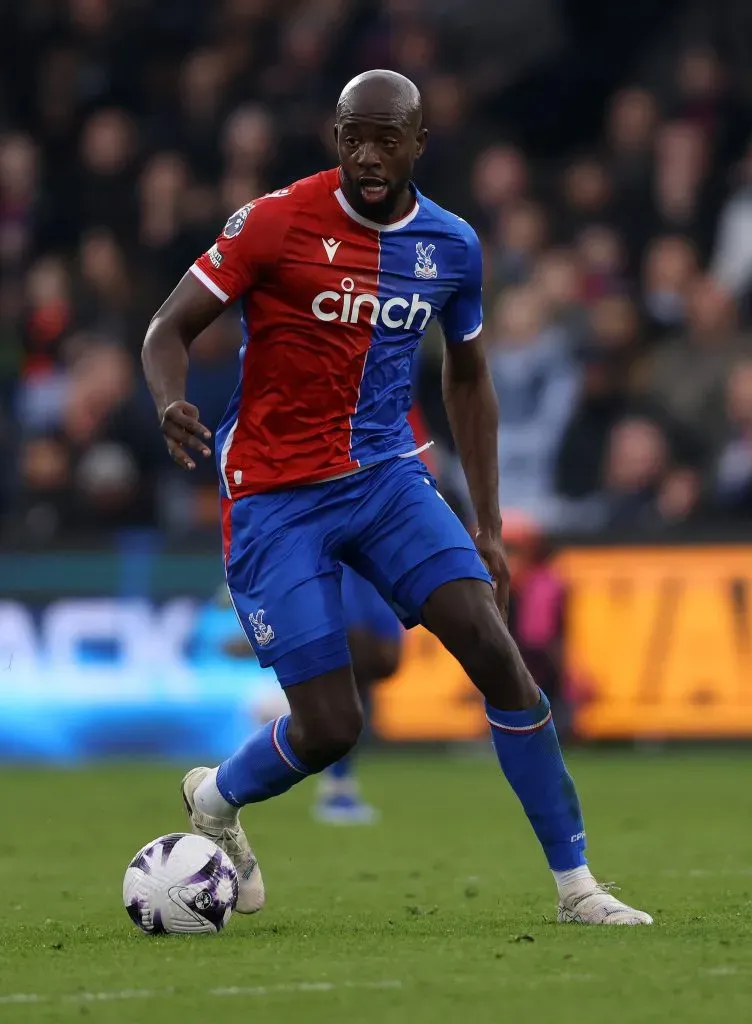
0,550,288,761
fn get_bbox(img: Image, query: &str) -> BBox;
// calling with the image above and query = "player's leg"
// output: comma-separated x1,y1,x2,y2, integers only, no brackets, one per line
184,661,363,910
183,489,363,912
314,566,403,825
352,458,651,925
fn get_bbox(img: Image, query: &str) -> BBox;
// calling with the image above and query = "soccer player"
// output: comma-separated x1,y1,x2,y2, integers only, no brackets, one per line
142,70,651,925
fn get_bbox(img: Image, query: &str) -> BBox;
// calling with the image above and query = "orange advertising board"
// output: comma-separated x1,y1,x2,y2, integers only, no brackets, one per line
373,546,752,741
372,626,486,741
557,546,752,739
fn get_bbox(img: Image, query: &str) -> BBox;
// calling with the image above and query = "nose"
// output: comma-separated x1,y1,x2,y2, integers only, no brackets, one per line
356,141,382,172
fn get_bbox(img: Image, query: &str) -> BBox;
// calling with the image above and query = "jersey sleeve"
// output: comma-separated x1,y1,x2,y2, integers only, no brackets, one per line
437,225,484,343
190,192,293,304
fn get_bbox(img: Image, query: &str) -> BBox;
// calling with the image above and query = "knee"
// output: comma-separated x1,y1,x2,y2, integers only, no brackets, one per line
373,639,401,680
426,586,535,705
348,632,401,685
457,618,518,682
289,702,364,771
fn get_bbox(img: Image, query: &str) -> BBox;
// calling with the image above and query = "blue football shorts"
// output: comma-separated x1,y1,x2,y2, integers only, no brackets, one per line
223,456,491,687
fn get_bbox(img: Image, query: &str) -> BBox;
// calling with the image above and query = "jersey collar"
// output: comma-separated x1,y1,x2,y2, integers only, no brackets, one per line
334,182,420,232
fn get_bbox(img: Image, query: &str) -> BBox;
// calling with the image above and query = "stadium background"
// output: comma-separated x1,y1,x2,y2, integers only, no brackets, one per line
3,0,752,759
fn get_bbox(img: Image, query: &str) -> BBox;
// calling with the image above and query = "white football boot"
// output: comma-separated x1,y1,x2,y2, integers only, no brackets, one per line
181,766,265,914
558,879,653,925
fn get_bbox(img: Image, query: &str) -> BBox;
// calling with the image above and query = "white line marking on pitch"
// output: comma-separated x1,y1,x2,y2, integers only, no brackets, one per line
0,981,403,1006
662,868,752,878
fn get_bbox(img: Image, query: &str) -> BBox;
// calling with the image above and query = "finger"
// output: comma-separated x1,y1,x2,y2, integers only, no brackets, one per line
167,410,212,441
162,421,211,456
167,440,196,471
162,419,191,442
183,432,212,457
182,418,212,441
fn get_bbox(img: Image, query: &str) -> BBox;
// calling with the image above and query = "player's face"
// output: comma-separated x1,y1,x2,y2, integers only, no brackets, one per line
336,114,426,221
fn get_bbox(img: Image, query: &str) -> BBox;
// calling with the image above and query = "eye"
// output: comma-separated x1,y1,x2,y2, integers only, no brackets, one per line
344,136,359,149
381,138,398,150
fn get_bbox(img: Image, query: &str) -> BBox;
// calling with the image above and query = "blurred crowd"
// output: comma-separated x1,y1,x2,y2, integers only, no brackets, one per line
4,0,752,543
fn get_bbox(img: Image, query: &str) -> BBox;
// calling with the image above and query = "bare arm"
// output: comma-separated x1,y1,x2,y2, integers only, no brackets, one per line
141,272,225,470
442,335,500,532
442,336,509,615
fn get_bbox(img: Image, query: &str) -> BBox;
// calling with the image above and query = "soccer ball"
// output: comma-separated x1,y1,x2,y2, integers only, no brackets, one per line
123,833,238,934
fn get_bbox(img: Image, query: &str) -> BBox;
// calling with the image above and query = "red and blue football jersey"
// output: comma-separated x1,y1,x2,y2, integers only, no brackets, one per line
191,168,483,498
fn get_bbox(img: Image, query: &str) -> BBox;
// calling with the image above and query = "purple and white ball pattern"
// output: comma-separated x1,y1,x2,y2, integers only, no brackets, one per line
123,833,238,935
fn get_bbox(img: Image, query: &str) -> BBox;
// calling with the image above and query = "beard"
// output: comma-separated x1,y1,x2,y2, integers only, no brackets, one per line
340,170,410,223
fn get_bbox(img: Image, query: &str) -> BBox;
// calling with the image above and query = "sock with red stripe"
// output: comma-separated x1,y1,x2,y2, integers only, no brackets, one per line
215,716,311,806
486,690,587,871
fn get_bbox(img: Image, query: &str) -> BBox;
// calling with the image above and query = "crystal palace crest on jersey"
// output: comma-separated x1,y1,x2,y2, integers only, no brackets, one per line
415,242,438,280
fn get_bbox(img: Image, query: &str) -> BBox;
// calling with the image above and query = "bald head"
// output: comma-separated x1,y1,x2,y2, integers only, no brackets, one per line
336,70,422,130
334,69,427,223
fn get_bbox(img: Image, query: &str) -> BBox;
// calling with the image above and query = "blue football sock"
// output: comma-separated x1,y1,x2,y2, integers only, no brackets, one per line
486,690,587,871
216,716,311,806
325,753,355,784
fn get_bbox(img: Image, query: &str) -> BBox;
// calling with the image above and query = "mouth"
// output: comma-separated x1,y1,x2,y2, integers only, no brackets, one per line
358,177,389,204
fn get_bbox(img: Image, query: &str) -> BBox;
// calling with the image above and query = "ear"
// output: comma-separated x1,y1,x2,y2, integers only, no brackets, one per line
415,127,428,160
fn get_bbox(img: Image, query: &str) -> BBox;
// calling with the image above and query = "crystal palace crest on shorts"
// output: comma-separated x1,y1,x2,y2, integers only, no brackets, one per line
249,609,274,647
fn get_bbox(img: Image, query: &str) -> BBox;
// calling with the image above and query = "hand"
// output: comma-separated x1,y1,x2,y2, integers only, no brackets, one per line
475,527,511,622
160,400,212,470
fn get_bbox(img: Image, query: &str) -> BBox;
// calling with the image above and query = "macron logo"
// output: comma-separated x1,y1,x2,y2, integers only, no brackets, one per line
322,237,342,264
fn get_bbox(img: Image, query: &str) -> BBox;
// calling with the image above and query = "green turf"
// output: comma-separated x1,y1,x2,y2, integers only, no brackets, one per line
1,752,751,1023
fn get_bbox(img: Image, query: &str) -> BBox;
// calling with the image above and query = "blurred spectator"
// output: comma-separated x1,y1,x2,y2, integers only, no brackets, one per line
470,144,529,233
668,46,738,162
503,508,569,732
138,153,190,250
711,139,752,303
642,235,699,339
21,256,74,383
171,49,231,181
588,293,641,358
13,343,165,542
221,105,274,181
602,417,701,529
645,277,749,456
486,285,580,519
420,74,484,212
555,299,643,505
75,228,132,343
75,109,139,243
557,157,614,241
715,359,752,517
647,120,717,254
0,134,41,274
604,87,658,266
531,247,587,344
491,200,548,289
576,225,628,302
606,87,658,193
14,435,75,543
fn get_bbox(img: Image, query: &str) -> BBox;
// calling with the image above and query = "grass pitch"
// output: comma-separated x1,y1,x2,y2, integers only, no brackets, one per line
1,751,751,1023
